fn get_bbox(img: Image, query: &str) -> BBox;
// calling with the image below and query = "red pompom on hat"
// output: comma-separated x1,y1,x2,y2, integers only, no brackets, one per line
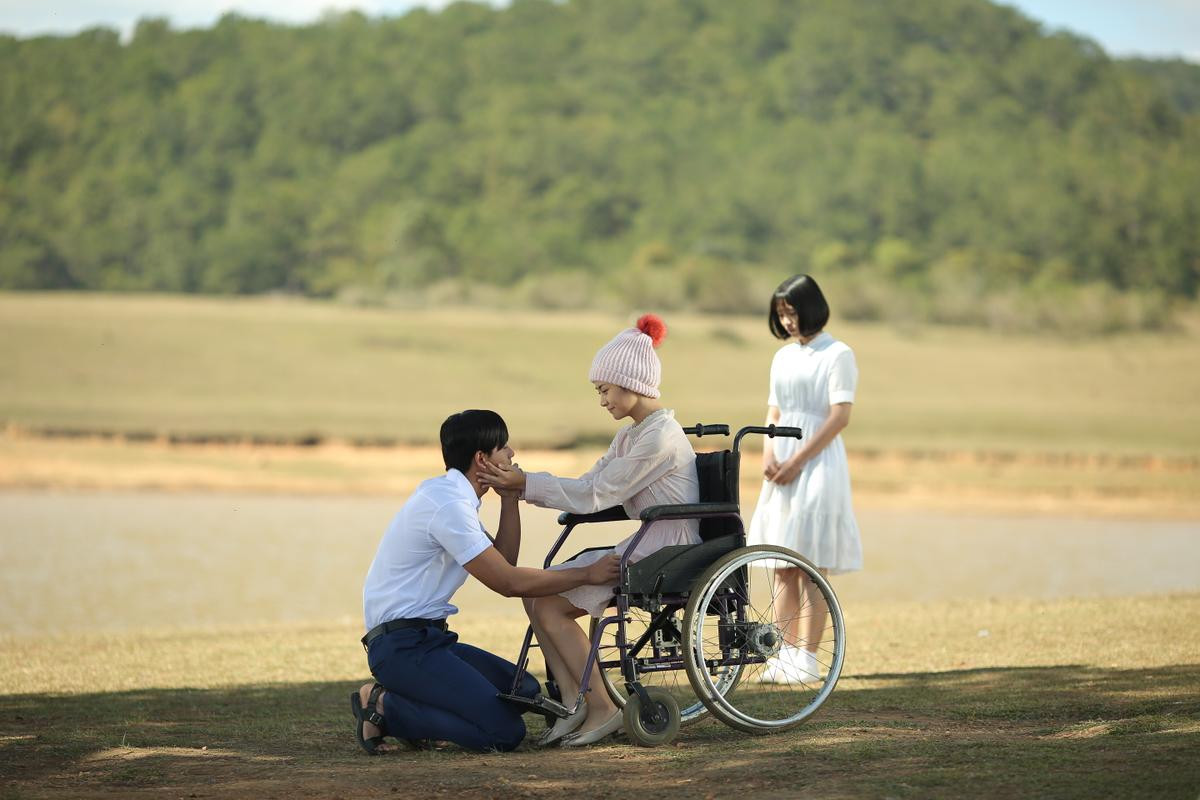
636,314,668,348
588,313,669,398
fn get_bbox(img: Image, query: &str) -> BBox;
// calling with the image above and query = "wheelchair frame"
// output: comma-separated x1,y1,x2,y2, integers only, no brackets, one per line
500,423,846,746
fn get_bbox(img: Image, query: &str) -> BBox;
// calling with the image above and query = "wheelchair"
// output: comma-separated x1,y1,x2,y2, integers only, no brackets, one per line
500,423,846,746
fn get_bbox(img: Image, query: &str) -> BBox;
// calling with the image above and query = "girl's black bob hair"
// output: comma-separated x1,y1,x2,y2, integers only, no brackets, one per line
440,409,509,473
769,274,830,340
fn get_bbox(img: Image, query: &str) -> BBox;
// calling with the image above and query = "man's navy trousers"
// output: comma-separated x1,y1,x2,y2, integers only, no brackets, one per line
367,624,540,752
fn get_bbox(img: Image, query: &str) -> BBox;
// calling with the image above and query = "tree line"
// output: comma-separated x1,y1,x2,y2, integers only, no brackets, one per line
2,0,1198,331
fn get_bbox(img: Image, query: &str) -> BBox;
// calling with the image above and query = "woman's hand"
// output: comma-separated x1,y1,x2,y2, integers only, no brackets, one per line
762,405,783,481
770,454,806,485
493,463,524,499
767,404,850,486
763,451,780,481
478,460,527,495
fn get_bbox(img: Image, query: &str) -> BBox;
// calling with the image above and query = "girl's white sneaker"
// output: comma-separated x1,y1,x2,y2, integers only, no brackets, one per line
759,648,824,684
759,655,785,683
784,646,825,682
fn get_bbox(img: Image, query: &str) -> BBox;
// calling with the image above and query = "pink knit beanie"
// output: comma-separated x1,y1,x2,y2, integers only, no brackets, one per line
588,314,668,398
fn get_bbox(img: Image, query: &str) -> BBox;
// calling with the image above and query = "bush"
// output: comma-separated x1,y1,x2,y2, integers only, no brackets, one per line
514,269,599,310
681,258,761,314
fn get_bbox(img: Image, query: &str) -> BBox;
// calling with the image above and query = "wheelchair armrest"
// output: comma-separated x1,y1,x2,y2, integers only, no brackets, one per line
639,502,739,522
557,505,630,526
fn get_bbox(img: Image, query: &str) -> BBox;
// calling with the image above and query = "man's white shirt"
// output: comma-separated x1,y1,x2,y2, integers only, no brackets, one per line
363,469,493,629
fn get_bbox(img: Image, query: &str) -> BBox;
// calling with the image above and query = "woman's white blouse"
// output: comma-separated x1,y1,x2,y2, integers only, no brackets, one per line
524,408,700,561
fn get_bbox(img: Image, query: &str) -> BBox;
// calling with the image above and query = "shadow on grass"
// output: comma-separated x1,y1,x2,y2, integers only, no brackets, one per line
1,664,1198,799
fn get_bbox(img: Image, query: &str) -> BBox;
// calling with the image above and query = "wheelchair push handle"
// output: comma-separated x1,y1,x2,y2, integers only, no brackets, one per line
733,424,803,453
682,423,730,437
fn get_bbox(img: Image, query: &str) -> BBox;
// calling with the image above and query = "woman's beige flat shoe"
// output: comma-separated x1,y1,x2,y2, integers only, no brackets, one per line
536,701,587,747
559,710,624,747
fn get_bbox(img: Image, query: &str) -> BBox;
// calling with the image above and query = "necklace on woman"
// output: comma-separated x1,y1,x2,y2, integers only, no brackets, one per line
630,407,668,430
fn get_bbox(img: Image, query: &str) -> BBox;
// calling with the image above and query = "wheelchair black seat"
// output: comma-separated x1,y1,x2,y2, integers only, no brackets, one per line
623,533,742,596
561,450,745,597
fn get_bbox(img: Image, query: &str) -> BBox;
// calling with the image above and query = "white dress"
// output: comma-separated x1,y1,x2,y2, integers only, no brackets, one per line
523,408,701,616
747,332,862,574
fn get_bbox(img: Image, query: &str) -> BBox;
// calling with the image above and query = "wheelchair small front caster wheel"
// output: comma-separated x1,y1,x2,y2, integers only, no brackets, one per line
623,686,681,747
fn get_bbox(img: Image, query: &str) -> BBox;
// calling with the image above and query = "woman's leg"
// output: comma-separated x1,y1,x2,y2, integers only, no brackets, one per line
772,565,830,653
529,594,619,733
523,597,581,706
523,597,592,744
798,567,830,654
772,566,803,646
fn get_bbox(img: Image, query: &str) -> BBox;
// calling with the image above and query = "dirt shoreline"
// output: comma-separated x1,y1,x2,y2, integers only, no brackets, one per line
7,422,1199,470
2,430,1198,518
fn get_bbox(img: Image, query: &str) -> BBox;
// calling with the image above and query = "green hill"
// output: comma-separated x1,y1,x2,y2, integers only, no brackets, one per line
2,0,1198,330
1125,57,1200,115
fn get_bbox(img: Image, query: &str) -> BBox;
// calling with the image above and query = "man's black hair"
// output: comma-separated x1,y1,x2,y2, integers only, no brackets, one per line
440,409,509,473
769,274,830,340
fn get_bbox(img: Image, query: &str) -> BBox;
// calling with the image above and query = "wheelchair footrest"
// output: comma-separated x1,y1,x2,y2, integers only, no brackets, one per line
496,692,571,720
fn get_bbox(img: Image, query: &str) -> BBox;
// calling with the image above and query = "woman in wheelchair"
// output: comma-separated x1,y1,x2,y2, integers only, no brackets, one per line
479,314,700,747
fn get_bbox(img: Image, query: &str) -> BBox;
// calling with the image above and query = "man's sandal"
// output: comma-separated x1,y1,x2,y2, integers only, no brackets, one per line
350,683,389,755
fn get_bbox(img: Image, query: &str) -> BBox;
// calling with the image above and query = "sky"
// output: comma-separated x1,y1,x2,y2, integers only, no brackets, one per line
0,0,1197,63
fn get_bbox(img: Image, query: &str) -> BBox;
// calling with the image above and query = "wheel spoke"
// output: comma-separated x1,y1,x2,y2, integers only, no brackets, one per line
684,546,845,733
594,605,715,725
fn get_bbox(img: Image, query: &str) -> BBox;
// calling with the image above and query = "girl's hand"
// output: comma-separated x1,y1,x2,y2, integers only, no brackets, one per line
770,455,805,485
763,452,780,481
479,460,527,494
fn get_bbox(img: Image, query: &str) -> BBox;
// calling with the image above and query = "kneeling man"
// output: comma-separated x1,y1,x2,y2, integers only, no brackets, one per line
351,409,618,753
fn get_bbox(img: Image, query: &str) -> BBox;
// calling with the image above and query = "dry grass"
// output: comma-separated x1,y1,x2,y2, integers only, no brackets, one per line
2,292,1198,796
1,596,1197,799
3,292,1200,457
4,291,1197,516
3,596,1197,697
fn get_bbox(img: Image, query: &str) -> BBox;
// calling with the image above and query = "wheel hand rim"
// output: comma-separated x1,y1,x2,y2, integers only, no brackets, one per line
688,547,845,731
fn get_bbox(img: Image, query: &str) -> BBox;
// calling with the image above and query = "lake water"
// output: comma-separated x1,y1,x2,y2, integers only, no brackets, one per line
1,490,1197,635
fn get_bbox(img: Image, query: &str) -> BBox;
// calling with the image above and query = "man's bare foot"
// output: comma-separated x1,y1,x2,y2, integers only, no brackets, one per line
358,682,402,754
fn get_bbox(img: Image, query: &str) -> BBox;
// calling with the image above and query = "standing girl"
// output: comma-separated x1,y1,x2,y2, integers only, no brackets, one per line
748,275,861,684
479,314,700,747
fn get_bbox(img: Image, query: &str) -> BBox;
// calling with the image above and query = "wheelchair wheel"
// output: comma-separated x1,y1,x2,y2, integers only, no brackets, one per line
591,608,742,727
623,686,681,747
682,545,845,734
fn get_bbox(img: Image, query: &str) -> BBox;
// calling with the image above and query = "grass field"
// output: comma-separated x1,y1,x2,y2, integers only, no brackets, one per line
2,291,1198,515
2,291,1198,798
1,596,1197,799
3,292,1200,456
